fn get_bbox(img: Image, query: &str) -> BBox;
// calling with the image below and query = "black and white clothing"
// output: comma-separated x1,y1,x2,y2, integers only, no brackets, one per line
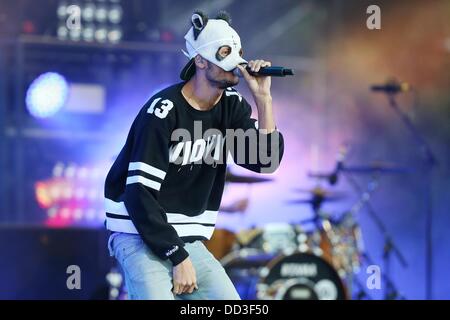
104,82,284,265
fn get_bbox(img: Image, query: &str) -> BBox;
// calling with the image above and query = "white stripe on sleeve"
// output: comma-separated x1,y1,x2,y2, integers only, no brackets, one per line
126,175,161,191
128,162,166,180
172,224,215,239
104,198,129,216
106,217,139,234
165,210,218,225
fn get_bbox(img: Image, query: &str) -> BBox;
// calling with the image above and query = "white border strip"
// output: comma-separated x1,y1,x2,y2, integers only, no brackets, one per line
172,224,215,239
105,198,129,216
128,162,166,180
166,210,218,225
106,217,138,234
106,217,215,239
126,175,161,191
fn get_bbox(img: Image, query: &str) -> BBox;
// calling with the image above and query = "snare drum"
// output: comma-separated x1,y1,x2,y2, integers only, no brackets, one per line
235,223,301,254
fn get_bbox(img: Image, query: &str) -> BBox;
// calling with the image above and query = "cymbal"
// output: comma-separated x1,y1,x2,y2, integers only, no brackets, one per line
341,161,411,174
287,186,347,210
308,161,411,179
286,194,346,205
293,186,348,199
225,171,273,184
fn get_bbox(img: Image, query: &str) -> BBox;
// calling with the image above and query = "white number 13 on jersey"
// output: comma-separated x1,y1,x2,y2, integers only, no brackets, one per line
147,98,174,119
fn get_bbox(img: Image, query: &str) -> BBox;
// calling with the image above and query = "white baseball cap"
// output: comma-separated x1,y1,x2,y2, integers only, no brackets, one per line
180,11,247,80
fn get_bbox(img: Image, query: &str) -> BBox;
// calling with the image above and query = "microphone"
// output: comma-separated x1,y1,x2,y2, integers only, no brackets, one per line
371,80,410,94
234,65,294,77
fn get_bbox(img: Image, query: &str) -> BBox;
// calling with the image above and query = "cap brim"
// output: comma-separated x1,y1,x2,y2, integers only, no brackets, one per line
180,58,196,81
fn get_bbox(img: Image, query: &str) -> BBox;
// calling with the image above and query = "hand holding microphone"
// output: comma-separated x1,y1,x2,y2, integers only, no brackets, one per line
236,60,278,131
236,60,274,100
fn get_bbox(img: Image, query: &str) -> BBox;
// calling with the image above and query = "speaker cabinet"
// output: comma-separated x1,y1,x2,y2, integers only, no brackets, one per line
0,226,112,299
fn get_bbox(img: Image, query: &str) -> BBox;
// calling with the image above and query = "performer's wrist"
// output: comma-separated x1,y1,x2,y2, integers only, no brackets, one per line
253,94,272,107
169,247,189,266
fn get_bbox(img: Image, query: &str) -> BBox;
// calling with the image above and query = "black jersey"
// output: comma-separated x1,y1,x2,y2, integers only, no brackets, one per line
104,82,284,265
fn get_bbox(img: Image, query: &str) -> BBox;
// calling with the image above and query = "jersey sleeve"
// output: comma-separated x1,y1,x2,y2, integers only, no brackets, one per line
123,97,189,266
229,91,284,173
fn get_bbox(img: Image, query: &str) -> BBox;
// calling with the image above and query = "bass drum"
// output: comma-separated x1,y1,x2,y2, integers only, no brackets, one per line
221,249,347,300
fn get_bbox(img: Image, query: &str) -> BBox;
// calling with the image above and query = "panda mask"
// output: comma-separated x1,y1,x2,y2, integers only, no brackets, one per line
180,11,247,80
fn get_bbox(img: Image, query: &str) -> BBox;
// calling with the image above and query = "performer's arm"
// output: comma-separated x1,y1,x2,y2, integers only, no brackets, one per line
124,101,197,294
231,60,284,173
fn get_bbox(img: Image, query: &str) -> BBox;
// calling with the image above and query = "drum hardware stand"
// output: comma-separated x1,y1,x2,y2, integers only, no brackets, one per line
384,92,438,299
383,237,402,300
360,251,406,300
352,276,372,300
344,171,408,300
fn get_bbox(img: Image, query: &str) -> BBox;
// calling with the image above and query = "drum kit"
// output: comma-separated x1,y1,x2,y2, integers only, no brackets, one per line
105,154,410,300
209,157,411,300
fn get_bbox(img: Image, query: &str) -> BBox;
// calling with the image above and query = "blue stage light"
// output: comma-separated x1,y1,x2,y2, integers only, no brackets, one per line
26,72,69,118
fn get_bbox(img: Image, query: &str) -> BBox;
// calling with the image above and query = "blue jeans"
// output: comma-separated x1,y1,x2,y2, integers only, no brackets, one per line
108,232,241,300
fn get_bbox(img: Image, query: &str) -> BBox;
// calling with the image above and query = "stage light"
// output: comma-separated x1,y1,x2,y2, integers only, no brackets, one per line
57,3,68,19
26,72,69,119
91,167,102,180
60,208,71,219
82,24,95,42
73,209,83,220
65,164,76,178
108,5,123,24
77,167,89,180
75,187,87,199
82,3,96,22
47,208,58,218
57,0,125,44
69,28,82,41
95,26,108,42
110,288,119,299
88,189,98,200
52,163,64,177
95,5,108,23
36,182,52,208
107,26,123,43
62,187,73,199
50,186,61,200
57,24,68,40
38,161,112,227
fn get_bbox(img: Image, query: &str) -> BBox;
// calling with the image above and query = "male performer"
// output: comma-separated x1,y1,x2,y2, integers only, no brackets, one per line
104,11,284,299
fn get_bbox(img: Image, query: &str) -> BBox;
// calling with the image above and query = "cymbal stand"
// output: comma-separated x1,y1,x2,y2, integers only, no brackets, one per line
386,93,437,299
343,171,408,299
